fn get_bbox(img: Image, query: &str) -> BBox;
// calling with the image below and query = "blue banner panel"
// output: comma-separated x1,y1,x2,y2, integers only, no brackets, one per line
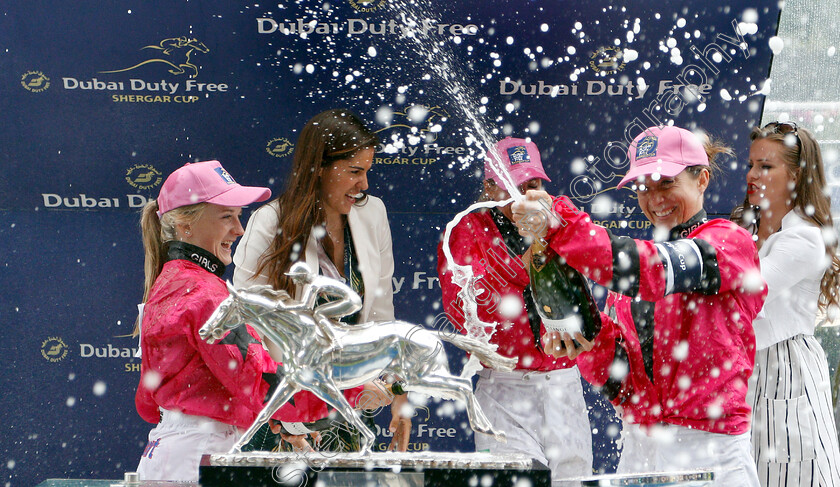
1,1,779,485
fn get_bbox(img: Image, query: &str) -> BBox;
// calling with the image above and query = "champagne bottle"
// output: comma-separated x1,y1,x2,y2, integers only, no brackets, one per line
528,240,602,343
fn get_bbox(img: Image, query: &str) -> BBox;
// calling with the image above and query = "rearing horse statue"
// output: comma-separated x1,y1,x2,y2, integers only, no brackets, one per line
198,263,515,455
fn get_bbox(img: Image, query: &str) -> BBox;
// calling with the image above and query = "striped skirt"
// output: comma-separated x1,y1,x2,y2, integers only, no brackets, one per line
748,334,840,486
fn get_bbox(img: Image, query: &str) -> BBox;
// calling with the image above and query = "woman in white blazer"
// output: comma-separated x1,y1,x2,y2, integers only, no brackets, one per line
235,190,394,323
732,122,840,486
233,109,410,452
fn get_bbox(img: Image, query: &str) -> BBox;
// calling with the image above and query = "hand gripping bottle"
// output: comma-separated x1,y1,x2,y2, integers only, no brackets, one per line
528,239,602,342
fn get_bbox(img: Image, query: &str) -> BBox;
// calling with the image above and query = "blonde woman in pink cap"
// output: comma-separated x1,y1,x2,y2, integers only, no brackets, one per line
134,161,276,481
512,126,766,485
437,137,593,481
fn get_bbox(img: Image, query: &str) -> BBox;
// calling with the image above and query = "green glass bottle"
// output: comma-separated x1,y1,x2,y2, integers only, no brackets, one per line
528,240,602,342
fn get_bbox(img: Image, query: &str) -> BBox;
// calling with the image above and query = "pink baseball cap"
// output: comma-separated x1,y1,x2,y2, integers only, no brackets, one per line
617,126,709,189
156,160,271,216
484,137,551,187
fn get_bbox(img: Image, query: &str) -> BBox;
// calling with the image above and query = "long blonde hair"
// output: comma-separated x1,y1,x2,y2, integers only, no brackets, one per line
134,200,207,335
732,124,840,312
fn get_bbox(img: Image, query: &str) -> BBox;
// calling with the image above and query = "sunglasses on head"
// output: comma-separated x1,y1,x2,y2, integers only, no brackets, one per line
762,121,800,145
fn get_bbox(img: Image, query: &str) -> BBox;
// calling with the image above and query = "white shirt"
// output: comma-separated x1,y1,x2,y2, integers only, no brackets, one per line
752,210,830,350
232,195,395,323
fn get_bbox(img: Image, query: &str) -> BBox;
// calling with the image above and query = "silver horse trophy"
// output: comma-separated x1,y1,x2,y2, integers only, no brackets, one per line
198,262,516,455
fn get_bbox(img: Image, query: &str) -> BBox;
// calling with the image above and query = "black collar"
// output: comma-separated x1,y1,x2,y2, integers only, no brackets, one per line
165,241,226,277
669,210,708,241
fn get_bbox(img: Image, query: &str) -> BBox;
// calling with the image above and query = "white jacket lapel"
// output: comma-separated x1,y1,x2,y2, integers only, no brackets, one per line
348,205,377,322
298,230,321,301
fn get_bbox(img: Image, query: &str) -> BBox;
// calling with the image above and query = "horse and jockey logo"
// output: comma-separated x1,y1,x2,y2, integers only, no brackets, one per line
374,105,450,144
100,37,210,78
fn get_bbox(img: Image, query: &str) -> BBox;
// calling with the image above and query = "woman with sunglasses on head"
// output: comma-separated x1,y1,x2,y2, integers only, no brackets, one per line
512,126,767,486
233,108,410,452
135,161,276,481
731,122,840,486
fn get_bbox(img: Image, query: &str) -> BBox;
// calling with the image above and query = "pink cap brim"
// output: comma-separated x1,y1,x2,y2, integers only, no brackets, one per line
617,160,695,189
206,185,272,208
487,167,551,187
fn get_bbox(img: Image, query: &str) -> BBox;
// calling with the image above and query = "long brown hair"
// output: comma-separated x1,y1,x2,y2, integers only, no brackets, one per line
732,124,840,312
135,200,207,335
253,109,379,294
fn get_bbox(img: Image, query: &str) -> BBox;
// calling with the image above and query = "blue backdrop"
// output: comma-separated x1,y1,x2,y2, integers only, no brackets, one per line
0,1,779,485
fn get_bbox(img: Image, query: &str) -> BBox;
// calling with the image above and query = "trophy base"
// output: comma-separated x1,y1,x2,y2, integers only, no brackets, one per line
199,451,550,486
579,470,714,486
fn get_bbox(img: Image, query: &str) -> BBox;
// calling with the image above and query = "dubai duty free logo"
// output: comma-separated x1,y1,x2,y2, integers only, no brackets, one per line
125,164,163,190
100,36,209,79
266,137,294,158
373,105,450,144
589,46,626,75
42,336,69,362
349,0,386,13
369,104,458,166
21,70,50,92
